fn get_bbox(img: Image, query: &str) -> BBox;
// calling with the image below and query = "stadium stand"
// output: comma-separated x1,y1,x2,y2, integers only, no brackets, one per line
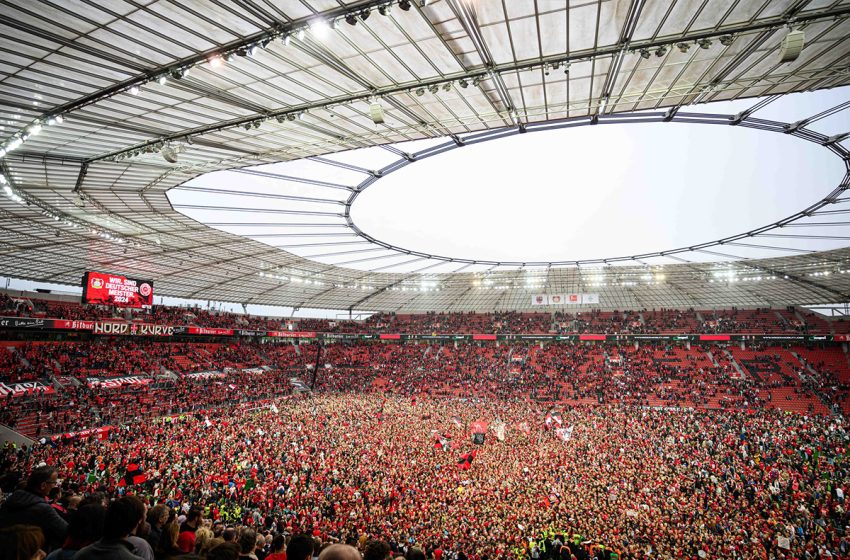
2,1,850,559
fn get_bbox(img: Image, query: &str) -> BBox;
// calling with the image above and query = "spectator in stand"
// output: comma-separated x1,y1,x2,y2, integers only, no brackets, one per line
238,529,258,559
404,549,425,560
44,504,105,560
363,541,391,560
207,542,241,560
72,495,145,560
0,466,67,551
255,534,267,560
177,508,202,553
154,518,181,560
287,535,315,560
144,505,169,554
319,546,361,560
0,525,46,560
266,535,287,560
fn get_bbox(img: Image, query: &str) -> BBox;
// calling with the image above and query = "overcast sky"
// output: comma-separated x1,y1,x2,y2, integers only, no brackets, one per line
171,85,850,273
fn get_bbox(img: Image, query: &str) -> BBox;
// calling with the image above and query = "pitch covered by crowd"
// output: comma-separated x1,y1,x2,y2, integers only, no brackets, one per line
1,394,849,560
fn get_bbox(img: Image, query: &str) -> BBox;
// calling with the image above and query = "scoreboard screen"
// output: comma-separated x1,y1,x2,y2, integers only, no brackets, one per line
81,272,154,308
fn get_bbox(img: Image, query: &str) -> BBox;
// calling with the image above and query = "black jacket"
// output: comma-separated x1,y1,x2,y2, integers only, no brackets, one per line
0,489,68,548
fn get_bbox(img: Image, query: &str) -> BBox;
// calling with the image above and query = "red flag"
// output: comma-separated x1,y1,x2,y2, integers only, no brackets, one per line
456,449,478,470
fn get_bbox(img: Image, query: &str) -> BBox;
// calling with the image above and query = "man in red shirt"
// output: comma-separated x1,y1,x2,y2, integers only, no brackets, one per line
266,534,287,560
177,509,203,553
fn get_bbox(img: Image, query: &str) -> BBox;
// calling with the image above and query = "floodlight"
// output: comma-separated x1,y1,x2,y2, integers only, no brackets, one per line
779,29,805,62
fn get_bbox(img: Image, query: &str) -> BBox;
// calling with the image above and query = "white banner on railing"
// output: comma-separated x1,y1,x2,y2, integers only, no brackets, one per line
531,293,599,306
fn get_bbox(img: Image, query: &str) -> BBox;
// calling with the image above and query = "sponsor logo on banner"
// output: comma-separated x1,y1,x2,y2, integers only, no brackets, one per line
0,317,46,328
93,322,174,336
531,295,549,306
321,333,353,340
532,293,599,306
187,327,234,336
0,381,55,397
183,370,225,380
242,368,265,375
581,293,600,304
52,319,96,330
86,376,154,389
266,331,317,338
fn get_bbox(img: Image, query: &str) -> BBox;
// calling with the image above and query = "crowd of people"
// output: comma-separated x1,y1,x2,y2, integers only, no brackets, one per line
2,338,849,438
1,394,849,560
0,292,842,334
1,298,849,559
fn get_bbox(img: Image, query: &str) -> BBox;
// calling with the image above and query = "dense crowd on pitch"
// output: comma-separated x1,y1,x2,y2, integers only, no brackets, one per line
2,339,848,438
2,394,850,560
0,292,841,334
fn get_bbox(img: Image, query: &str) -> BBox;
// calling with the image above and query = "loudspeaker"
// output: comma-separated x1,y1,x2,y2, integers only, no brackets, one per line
369,103,385,125
779,30,805,63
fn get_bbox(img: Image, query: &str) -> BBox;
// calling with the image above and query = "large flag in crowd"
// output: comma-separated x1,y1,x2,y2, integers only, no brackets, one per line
491,420,506,442
545,409,563,429
118,461,146,487
432,430,452,451
555,425,574,442
457,449,478,470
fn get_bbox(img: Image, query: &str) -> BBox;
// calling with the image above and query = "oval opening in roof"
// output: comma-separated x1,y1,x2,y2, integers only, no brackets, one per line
348,121,841,265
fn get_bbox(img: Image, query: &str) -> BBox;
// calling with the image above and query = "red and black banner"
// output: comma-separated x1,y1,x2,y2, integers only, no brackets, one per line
457,449,478,470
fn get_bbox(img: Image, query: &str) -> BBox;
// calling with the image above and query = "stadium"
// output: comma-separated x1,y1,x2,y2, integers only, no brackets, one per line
0,0,849,559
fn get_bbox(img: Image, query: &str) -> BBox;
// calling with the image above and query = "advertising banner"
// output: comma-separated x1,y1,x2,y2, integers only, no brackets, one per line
0,317,48,329
92,322,174,336
52,319,96,331
86,376,154,389
0,381,55,397
531,294,599,305
266,331,317,338
183,371,226,380
187,327,234,336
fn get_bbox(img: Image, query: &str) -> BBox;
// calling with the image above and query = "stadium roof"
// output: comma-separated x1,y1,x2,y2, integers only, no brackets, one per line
0,0,849,312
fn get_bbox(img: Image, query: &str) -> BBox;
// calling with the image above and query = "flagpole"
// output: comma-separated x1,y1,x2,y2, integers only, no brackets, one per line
310,340,323,390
